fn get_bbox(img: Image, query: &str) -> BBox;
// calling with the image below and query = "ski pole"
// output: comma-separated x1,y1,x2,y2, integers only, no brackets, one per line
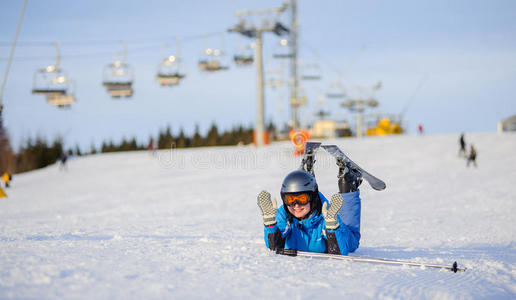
276,249,466,273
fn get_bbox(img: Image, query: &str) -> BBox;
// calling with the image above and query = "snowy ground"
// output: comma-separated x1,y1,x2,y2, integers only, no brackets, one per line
1,132,515,299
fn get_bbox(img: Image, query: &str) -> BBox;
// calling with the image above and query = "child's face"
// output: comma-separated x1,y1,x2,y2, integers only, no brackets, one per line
287,202,311,219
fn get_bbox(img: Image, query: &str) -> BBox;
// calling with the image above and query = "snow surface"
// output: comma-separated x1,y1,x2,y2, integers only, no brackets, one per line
1,132,516,299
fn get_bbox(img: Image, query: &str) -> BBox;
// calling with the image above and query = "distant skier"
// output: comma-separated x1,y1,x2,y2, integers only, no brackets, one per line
59,152,68,170
257,162,363,255
459,133,466,157
148,138,157,156
467,144,477,168
417,124,424,135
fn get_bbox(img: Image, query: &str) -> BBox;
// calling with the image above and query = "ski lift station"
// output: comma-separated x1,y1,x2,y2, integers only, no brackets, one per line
497,115,516,132
311,120,351,138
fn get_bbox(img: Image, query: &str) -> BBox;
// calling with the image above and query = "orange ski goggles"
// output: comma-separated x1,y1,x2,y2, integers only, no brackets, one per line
283,193,310,206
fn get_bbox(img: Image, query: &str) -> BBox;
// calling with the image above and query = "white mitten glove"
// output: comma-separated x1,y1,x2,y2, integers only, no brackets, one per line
322,194,344,230
257,190,278,227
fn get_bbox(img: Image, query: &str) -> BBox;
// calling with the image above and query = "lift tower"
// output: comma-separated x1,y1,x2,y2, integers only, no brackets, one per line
229,3,289,147
289,0,299,129
341,82,382,137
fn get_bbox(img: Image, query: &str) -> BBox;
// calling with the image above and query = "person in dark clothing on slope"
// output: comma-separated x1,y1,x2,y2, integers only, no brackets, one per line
59,152,69,170
459,133,466,157
467,144,477,168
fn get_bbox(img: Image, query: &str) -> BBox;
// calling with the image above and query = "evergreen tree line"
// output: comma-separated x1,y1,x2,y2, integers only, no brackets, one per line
0,116,16,174
156,123,256,149
102,123,257,152
0,121,264,174
1,116,68,174
13,136,66,173
101,137,143,153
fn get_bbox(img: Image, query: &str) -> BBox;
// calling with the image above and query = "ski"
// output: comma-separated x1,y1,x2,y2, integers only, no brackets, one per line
276,249,466,273
299,142,322,175
322,145,386,191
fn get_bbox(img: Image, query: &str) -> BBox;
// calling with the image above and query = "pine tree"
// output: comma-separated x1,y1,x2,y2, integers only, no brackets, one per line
90,142,97,154
267,121,277,141
110,141,115,152
74,144,82,156
191,123,203,147
176,128,186,148
129,137,138,150
158,125,174,149
0,114,15,173
245,125,254,144
206,122,219,146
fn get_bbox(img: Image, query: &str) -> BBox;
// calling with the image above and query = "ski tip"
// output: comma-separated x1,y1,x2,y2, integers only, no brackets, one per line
370,181,387,191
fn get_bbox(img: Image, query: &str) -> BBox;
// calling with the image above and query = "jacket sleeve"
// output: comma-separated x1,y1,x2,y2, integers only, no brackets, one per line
326,190,361,255
263,207,288,251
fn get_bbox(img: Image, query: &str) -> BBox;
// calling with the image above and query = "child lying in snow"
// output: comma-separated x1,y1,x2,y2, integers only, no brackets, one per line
257,163,363,255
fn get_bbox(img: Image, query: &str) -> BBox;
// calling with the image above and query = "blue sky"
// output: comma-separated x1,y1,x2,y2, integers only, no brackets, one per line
1,0,515,151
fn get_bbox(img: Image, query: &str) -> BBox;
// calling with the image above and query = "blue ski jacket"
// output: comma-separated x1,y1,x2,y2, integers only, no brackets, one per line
264,190,361,255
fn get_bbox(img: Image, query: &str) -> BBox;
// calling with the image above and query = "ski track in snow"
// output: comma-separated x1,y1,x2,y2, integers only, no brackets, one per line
1,132,515,299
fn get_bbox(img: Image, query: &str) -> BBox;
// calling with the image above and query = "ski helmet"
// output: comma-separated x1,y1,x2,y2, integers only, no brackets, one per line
280,170,322,217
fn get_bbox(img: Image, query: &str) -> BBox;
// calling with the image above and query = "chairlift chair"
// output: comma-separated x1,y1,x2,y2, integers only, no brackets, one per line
47,94,75,108
273,39,292,59
326,80,346,99
301,63,322,81
198,48,229,72
199,34,229,72
234,42,254,66
32,66,70,96
157,41,186,86
31,43,72,98
157,55,185,86
267,78,284,88
157,73,185,86
102,60,133,98
32,65,76,108
198,59,209,71
265,64,285,89
234,54,253,66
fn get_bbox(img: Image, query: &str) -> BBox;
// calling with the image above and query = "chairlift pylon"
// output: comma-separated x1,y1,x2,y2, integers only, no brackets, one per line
103,41,133,98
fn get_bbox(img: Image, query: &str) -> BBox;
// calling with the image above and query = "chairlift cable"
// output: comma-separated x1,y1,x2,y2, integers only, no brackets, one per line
399,74,428,118
0,0,27,111
0,44,161,62
0,31,226,48
301,40,365,86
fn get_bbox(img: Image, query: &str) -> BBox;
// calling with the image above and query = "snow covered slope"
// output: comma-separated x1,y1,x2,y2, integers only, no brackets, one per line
1,132,515,299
